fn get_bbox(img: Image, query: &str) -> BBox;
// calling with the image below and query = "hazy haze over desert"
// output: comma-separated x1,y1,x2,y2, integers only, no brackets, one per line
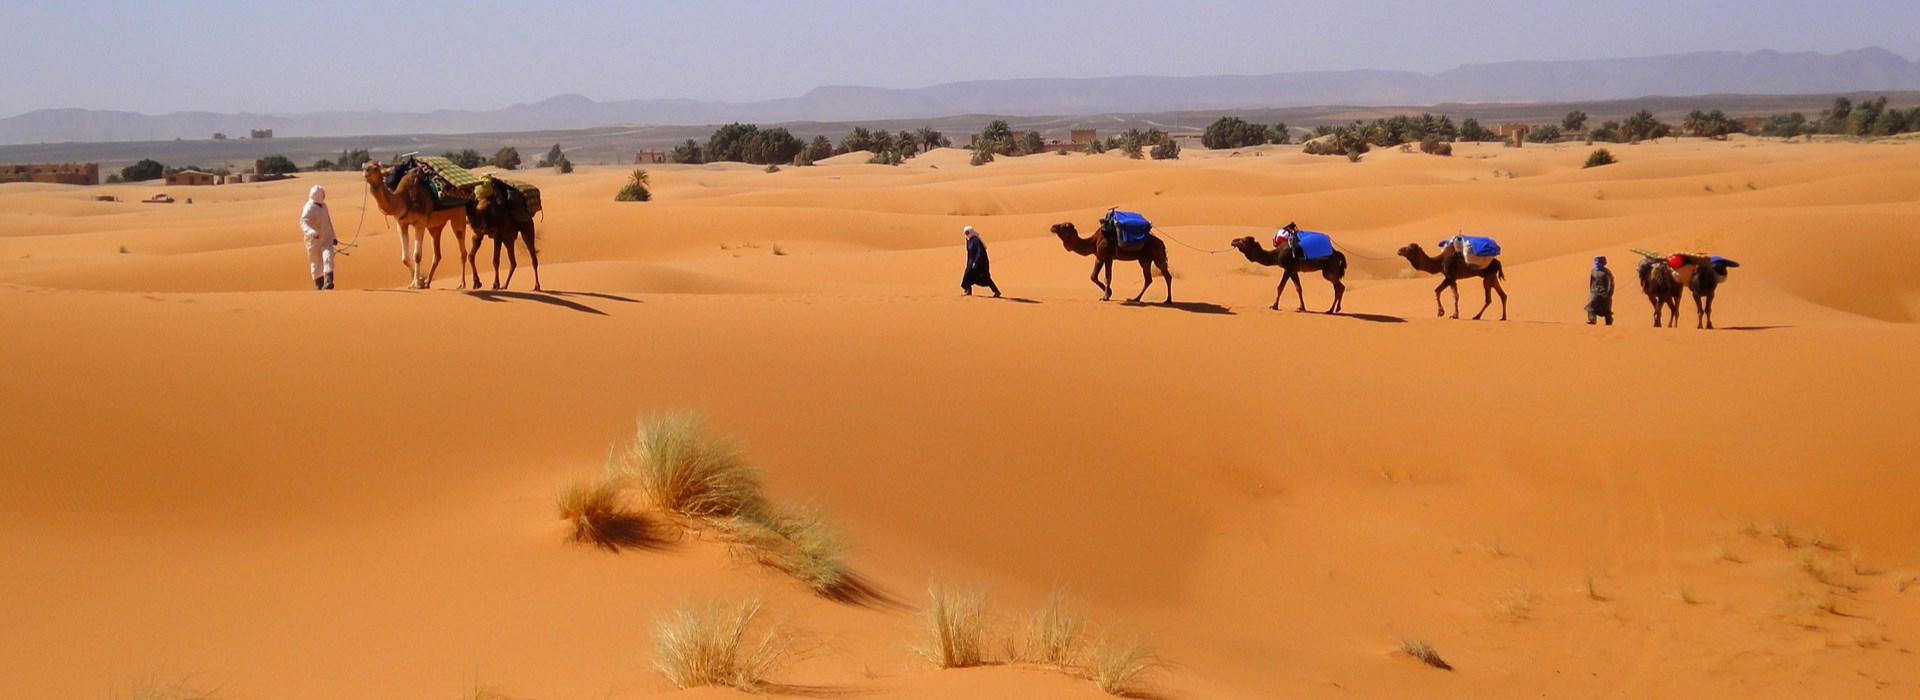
4,3,1920,700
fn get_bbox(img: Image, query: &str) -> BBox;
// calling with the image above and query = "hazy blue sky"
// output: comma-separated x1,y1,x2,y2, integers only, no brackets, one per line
7,0,1917,116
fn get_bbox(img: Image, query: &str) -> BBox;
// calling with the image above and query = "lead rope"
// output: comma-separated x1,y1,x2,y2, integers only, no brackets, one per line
333,181,377,255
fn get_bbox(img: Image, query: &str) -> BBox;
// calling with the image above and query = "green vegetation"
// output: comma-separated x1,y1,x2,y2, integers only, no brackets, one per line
1619,110,1672,142
1149,138,1180,160
1019,130,1046,155
704,123,804,165
1201,116,1271,149
440,149,486,168
669,139,704,164
1584,148,1617,168
490,146,521,170
615,168,650,201
537,143,565,168
1682,109,1744,139
1562,110,1589,132
257,154,299,175
1526,125,1563,143
1420,135,1452,156
1459,117,1497,142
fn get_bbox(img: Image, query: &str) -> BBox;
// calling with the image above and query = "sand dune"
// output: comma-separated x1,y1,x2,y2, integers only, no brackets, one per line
3,138,1918,699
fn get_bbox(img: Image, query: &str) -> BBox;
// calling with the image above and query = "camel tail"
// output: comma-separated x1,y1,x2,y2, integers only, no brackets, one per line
1493,259,1504,280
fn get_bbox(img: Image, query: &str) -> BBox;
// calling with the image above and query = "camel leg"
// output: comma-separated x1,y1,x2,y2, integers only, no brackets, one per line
1703,293,1714,329
1130,259,1150,304
453,223,470,290
523,226,542,292
467,234,485,290
1089,260,1108,300
1291,270,1307,311
1327,273,1344,314
490,239,505,289
501,235,520,290
1473,278,1503,320
1270,278,1285,310
423,227,444,289
1158,258,1172,304
1102,259,1116,302
1431,280,1447,317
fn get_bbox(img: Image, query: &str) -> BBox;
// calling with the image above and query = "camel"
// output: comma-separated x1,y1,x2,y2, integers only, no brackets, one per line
1669,254,1726,329
1636,256,1682,327
363,161,470,289
1396,242,1508,320
1050,222,1172,303
1228,236,1347,312
464,181,542,291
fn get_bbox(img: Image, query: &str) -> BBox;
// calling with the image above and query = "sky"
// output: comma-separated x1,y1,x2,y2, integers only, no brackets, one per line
6,0,1918,117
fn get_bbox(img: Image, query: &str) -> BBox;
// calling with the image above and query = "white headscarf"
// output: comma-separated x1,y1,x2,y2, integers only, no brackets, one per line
309,185,326,204
963,225,977,238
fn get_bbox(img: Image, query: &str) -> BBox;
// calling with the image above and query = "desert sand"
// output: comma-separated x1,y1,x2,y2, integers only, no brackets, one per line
3,137,1919,699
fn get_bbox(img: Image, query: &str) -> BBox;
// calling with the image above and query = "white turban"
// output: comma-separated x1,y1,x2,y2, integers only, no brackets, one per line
309,185,326,203
963,226,977,236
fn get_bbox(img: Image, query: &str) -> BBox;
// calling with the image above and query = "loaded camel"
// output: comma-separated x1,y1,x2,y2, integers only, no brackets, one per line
1656,253,1729,329
1228,236,1347,312
1635,256,1682,327
1049,222,1172,303
362,161,470,289
1397,242,1508,320
464,180,542,291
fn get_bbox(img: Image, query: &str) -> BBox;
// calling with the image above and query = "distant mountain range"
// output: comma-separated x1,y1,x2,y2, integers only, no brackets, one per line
4,48,1917,145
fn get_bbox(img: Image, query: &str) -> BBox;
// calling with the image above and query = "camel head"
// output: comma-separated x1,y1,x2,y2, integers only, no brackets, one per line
1229,236,1260,254
1049,222,1079,239
1396,243,1424,259
362,160,385,184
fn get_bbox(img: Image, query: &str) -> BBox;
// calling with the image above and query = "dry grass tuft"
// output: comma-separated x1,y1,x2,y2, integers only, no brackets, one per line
1715,543,1743,563
1896,574,1918,593
1848,548,1874,576
1496,585,1533,620
1771,520,1800,548
1088,633,1164,696
1014,590,1090,668
918,585,990,669
1797,551,1844,587
1584,575,1604,601
1854,629,1884,649
721,506,848,595
1399,639,1452,670
651,599,799,691
1807,527,1832,550
614,411,769,521
1677,586,1702,606
1736,520,1760,537
115,677,218,700
556,473,662,551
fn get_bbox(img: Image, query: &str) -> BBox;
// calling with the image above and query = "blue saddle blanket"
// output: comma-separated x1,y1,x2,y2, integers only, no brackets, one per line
1109,211,1153,248
1441,235,1501,257
1294,231,1334,260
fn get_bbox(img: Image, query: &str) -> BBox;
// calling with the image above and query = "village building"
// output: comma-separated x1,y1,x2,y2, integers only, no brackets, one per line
635,149,667,164
165,170,217,186
250,129,274,139
0,163,101,186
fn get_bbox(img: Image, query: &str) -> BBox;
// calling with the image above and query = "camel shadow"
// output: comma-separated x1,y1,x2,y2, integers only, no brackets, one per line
1720,325,1791,332
552,290,641,304
464,289,608,316
990,296,1043,304
1122,300,1235,315
757,683,867,698
1329,311,1406,323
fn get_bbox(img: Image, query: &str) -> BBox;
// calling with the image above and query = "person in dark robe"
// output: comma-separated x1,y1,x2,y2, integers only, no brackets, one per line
961,226,1000,297
1586,255,1614,325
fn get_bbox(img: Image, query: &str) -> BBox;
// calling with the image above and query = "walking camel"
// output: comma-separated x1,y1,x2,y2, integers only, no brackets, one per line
1049,222,1173,303
362,161,470,289
1636,256,1682,327
1397,242,1508,320
1228,236,1347,313
464,181,542,291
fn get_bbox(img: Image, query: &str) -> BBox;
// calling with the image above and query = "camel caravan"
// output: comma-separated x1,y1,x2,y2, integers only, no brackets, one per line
362,155,543,291
1046,209,1734,328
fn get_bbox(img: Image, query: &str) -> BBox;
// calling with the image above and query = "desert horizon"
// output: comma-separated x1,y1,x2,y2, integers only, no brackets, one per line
4,129,1919,699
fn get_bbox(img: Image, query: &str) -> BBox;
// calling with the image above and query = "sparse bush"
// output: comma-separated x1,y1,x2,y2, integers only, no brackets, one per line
556,473,660,551
1526,124,1562,143
612,411,767,520
1088,634,1163,696
256,154,299,175
1459,117,1497,142
440,150,485,169
918,586,990,668
970,145,995,166
1084,137,1107,154
1015,590,1089,668
1121,140,1144,160
1269,122,1292,144
615,167,650,201
1400,639,1452,670
554,155,574,174
1563,110,1589,132
1019,131,1046,155
310,159,335,171
491,146,521,170
651,599,798,691
1584,148,1616,168
722,505,847,594
669,139,705,164
764,163,780,173
1419,135,1452,156
802,135,833,163
1149,139,1180,160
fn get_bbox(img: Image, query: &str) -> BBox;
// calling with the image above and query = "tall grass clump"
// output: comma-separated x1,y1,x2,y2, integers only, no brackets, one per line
651,599,797,691
1015,590,1090,668
614,412,769,521
918,585,990,668
1088,633,1164,696
723,505,848,594
1583,148,1617,168
556,472,660,551
1400,639,1453,670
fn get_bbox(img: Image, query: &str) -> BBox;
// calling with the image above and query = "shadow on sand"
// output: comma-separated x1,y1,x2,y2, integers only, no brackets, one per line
1121,300,1235,315
464,289,612,315
1329,311,1407,324
821,570,912,612
1720,325,1792,332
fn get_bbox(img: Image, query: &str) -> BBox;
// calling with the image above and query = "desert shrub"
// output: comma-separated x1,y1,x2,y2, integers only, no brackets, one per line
1149,139,1180,160
706,123,803,165
1526,125,1562,143
1584,148,1616,168
1088,634,1163,696
1757,112,1809,138
310,159,335,171
764,163,780,173
336,148,372,171
541,143,564,168
1459,117,1497,142
1084,137,1107,154
1419,135,1452,156
1201,116,1271,149
970,146,995,166
722,505,847,593
556,473,660,550
867,149,904,165
1588,120,1623,143
1620,110,1670,142
1682,109,1744,139
1563,110,1589,132
1121,140,1144,159
555,156,574,174
802,135,833,163
491,146,521,170
440,150,485,169
1400,639,1452,670
651,599,798,691
1019,131,1046,155
258,154,300,175
1269,122,1291,145
1015,590,1089,668
976,119,1015,155
918,586,990,668
611,411,768,520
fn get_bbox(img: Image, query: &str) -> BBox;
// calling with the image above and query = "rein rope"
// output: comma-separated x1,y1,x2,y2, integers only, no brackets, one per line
1331,240,1399,261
